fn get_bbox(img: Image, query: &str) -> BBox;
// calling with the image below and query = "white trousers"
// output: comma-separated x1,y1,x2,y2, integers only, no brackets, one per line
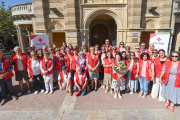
43,74,53,91
151,77,165,102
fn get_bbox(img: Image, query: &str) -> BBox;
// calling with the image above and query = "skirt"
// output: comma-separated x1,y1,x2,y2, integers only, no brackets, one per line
103,73,112,86
111,79,125,91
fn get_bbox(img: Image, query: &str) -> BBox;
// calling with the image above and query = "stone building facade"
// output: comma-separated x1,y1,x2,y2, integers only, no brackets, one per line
10,0,173,53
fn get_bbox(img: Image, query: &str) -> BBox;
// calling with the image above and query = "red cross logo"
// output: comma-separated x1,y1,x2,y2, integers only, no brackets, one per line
156,37,162,42
38,38,43,42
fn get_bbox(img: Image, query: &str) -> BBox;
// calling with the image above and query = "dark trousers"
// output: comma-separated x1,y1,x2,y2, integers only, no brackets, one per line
32,74,45,91
99,65,104,84
0,78,15,99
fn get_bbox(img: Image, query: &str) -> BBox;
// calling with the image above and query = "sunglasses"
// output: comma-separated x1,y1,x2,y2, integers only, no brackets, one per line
131,55,135,56
101,49,105,50
105,41,109,42
141,45,145,46
171,56,179,58
135,48,140,49
120,44,124,45
31,54,36,56
56,50,60,52
50,49,53,50
126,49,130,50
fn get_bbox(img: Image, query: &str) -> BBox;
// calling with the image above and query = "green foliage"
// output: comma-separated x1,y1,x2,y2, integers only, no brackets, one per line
0,1,16,35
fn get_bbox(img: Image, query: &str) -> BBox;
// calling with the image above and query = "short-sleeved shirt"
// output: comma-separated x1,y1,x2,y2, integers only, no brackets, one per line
58,72,71,82
141,61,154,77
74,75,87,85
17,55,24,71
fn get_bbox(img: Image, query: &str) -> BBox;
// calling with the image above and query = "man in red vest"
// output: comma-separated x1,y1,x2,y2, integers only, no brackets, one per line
58,66,72,96
102,39,112,50
74,66,87,96
0,51,17,106
11,46,31,96
139,42,151,60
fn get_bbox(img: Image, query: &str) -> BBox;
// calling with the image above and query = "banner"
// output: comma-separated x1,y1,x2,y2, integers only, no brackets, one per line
149,34,170,54
30,35,49,50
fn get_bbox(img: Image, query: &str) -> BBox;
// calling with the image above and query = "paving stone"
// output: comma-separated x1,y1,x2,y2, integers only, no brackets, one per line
121,110,143,120
59,94,77,110
106,110,123,120
86,110,108,120
138,110,158,120
152,109,178,120
20,111,47,120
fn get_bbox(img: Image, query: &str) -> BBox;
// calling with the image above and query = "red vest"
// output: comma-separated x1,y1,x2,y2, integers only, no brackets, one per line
1,58,14,80
77,57,86,68
139,60,152,81
163,61,180,87
41,58,53,75
71,56,78,71
87,54,99,71
155,57,170,78
28,59,41,78
111,60,118,80
59,71,73,87
65,54,72,69
74,72,87,87
117,47,126,53
53,55,64,70
11,53,28,73
102,44,112,51
27,51,31,57
95,51,101,56
104,58,114,74
128,62,138,80
138,49,150,61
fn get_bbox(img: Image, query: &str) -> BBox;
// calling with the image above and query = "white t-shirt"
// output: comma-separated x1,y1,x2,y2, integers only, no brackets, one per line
58,72,71,82
17,55,24,71
74,75,87,85
31,60,41,75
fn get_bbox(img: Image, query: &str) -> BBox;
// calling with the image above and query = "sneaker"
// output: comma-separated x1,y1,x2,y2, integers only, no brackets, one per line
27,90,31,94
34,91,38,95
110,91,114,94
12,95,17,100
105,90,108,93
114,94,117,99
50,91,53,94
118,94,122,99
0,99,7,106
41,89,44,93
45,90,49,94
130,91,134,95
17,91,24,96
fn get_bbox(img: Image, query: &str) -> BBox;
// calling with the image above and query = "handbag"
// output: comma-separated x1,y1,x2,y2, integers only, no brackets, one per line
44,76,50,84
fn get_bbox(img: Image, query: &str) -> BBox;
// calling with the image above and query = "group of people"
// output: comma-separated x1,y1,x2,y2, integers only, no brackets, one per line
0,39,179,112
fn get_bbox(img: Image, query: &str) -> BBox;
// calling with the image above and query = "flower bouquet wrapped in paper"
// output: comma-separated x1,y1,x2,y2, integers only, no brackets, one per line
113,62,128,86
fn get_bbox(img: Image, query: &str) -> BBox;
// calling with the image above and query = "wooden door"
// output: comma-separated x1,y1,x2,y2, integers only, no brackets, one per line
52,32,66,48
141,31,155,48
91,24,109,47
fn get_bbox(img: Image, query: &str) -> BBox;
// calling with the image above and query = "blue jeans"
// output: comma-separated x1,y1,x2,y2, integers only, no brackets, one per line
0,78,15,99
74,86,86,96
139,76,150,94
32,74,45,91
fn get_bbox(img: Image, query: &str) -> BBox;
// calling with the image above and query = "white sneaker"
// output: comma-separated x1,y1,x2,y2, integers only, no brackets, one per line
27,90,31,94
34,91,38,95
110,91,114,94
45,90,49,94
118,94,122,99
114,94,117,99
50,91,53,94
130,91,134,95
41,89,44,93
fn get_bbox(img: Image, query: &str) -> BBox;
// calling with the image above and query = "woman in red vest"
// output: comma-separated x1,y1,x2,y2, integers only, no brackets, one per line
134,45,140,59
159,51,180,112
87,46,100,91
74,66,88,96
68,44,74,54
53,48,64,85
139,53,154,98
60,47,66,56
95,44,101,56
71,48,79,78
37,49,44,60
125,46,131,58
151,49,169,102
83,46,90,58
126,52,139,95
117,41,126,53
111,53,125,99
28,50,45,95
103,50,114,94
62,42,67,49
40,52,54,94
65,47,73,69
112,46,117,58
99,46,106,88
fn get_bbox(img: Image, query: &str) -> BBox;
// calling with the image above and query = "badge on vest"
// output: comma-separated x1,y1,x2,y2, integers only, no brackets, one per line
5,59,9,62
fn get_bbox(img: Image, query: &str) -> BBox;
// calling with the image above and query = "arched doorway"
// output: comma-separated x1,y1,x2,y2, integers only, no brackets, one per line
91,24,109,47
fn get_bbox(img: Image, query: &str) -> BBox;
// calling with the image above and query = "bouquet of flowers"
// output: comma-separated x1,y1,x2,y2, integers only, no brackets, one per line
113,62,128,86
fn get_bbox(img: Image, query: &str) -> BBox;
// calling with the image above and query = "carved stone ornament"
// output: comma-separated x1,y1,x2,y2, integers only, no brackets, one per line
48,20,64,30
142,19,158,28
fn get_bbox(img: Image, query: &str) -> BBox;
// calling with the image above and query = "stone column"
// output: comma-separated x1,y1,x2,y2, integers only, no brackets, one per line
17,25,26,53
26,28,31,45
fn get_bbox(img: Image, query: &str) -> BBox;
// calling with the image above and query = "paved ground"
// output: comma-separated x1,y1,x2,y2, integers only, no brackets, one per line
0,51,180,120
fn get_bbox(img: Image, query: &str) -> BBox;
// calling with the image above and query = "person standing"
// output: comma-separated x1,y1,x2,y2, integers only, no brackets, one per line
112,37,117,46
139,42,150,60
52,42,57,50
95,44,101,56
71,48,79,78
112,46,117,58
99,46,106,88
28,51,45,95
0,51,17,105
79,41,87,51
103,39,112,51
134,45,140,59
37,49,44,60
11,46,31,96
86,46,100,91
40,52,54,94
42,45,48,53
76,51,86,73
117,41,126,53
151,49,169,102
138,53,154,98
149,44,155,56
159,51,180,112
125,46,131,58
27,45,36,58
65,47,72,69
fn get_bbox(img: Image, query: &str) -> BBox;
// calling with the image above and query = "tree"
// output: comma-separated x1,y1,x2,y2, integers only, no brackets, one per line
0,1,16,35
